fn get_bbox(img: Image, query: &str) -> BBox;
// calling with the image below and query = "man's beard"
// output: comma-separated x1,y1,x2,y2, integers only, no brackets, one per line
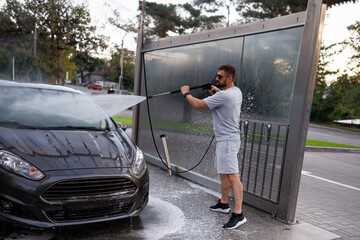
216,81,226,88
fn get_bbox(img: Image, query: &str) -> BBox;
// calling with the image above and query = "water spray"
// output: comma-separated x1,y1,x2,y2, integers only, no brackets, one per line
147,82,213,99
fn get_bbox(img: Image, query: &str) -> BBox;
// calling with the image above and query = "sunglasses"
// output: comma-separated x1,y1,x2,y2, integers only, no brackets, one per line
216,74,226,80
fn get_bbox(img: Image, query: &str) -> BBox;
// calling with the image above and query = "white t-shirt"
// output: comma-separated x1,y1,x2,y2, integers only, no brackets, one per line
204,87,242,141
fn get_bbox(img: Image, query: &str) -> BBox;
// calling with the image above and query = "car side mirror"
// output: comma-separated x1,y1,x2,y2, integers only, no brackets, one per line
116,122,128,131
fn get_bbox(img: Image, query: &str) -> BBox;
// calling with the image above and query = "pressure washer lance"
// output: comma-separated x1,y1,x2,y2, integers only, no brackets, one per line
147,82,213,99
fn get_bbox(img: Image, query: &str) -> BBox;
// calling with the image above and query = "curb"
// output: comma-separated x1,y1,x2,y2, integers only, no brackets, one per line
305,146,360,153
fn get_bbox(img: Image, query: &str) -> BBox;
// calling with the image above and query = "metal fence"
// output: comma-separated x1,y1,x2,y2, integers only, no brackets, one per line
239,120,289,204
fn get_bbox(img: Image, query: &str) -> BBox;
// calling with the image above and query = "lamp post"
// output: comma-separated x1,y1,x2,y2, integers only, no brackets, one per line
12,56,15,81
132,0,145,143
119,32,128,90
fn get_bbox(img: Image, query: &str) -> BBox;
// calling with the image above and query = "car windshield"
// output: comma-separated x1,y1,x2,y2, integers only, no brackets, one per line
0,86,114,130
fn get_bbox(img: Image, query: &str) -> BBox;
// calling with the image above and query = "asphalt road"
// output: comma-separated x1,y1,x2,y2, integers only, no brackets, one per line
67,84,105,95
307,123,360,147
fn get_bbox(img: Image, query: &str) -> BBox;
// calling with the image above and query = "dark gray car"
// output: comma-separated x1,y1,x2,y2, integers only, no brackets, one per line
0,80,149,228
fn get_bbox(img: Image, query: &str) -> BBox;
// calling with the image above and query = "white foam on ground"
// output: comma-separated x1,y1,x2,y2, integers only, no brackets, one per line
132,197,185,240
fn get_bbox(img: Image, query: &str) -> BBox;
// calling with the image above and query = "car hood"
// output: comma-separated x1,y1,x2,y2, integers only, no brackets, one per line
0,127,133,171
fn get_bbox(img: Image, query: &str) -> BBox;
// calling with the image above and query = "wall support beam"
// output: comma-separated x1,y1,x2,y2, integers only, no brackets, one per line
276,0,327,223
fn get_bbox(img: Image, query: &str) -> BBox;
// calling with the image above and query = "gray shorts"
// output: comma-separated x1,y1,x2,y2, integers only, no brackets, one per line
215,140,241,174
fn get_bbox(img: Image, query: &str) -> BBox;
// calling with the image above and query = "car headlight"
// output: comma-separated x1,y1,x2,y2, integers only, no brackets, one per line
131,147,146,176
0,150,45,180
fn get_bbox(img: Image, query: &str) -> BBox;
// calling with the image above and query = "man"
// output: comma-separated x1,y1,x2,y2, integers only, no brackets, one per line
180,64,246,229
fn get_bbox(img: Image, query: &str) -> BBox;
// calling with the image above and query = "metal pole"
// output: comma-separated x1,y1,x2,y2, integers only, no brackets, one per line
160,135,172,175
276,0,327,224
132,0,145,144
34,21,37,57
119,34,126,90
12,57,15,81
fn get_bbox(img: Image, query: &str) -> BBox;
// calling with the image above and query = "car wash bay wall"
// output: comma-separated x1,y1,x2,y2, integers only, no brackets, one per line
133,0,326,223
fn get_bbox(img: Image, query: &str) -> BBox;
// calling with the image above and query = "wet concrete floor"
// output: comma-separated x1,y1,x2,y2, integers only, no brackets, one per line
0,163,338,240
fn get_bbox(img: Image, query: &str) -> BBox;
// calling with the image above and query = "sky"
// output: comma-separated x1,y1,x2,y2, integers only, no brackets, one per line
80,0,189,53
81,0,359,81
321,2,360,80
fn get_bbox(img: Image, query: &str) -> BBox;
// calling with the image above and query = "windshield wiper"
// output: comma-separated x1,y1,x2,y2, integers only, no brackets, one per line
47,126,107,131
0,121,109,131
0,121,38,129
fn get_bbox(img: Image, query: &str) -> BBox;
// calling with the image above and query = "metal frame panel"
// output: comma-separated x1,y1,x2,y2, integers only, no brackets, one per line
277,0,327,223
142,12,305,53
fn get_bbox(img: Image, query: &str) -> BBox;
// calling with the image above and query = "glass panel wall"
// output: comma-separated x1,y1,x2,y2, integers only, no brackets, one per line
240,27,304,123
137,27,304,196
139,38,243,178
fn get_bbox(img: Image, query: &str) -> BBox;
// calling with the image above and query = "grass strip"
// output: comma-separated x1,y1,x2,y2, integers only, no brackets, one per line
112,117,360,149
112,116,132,125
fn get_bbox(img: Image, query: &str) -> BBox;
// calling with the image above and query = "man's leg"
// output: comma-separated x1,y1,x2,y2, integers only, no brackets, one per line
209,173,231,213
223,173,246,229
226,173,243,214
220,173,231,204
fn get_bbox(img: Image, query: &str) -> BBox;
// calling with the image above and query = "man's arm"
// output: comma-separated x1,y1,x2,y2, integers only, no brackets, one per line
181,85,209,110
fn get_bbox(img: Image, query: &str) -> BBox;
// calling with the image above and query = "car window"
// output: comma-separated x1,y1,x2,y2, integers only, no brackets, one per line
0,86,115,130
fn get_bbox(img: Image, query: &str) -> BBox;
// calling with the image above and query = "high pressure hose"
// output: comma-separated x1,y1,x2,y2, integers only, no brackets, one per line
142,54,215,174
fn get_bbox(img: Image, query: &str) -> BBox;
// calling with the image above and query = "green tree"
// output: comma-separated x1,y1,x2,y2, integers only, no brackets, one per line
143,2,182,38
180,3,224,32
344,78,360,119
71,52,106,83
141,1,224,39
234,0,307,21
108,46,135,90
311,43,339,122
33,0,107,83
192,0,237,26
312,19,360,123
326,74,360,121
346,21,360,73
0,0,107,83
0,1,39,81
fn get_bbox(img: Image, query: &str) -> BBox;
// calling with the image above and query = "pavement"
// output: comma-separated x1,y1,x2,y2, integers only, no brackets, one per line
0,163,343,240
120,112,360,240
297,151,360,240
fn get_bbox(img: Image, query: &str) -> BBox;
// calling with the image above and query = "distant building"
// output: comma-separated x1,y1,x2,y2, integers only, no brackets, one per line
86,69,108,83
76,69,109,85
76,69,117,88
76,72,89,85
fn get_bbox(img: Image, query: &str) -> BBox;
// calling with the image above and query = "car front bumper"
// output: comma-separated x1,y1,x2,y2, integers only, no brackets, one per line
0,167,149,228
